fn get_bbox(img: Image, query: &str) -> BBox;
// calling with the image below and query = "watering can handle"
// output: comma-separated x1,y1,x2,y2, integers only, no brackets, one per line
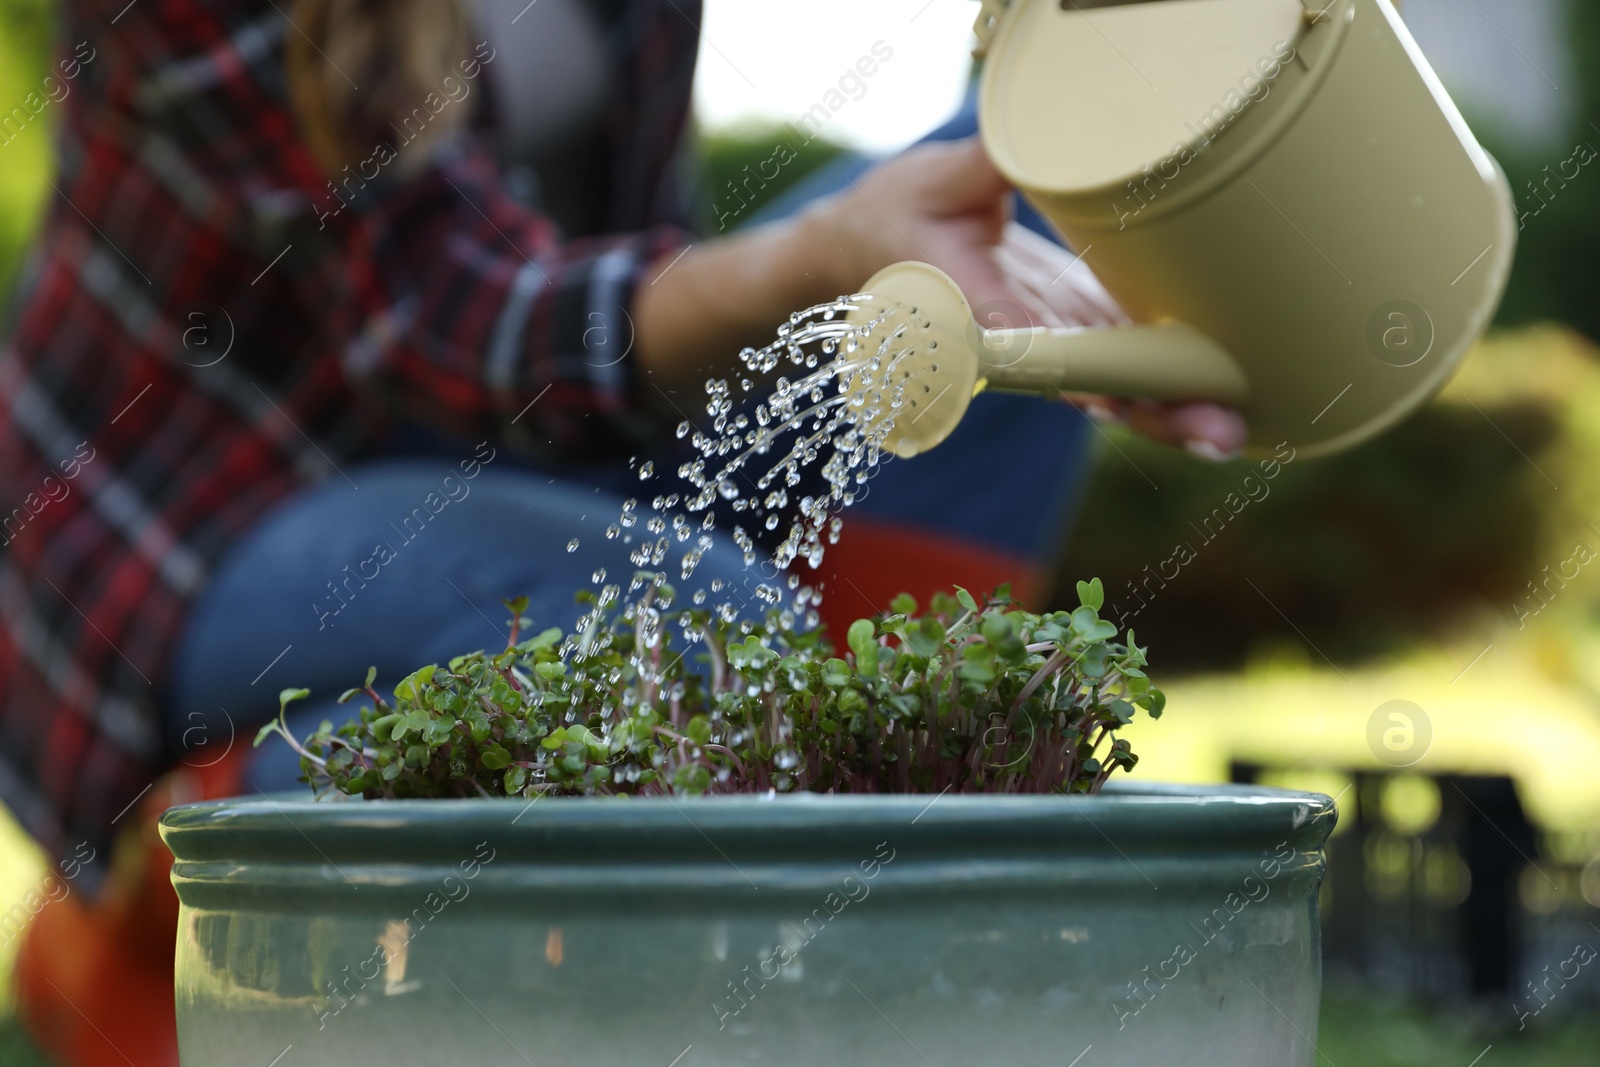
977,324,1250,405
974,0,1333,60
971,0,1012,58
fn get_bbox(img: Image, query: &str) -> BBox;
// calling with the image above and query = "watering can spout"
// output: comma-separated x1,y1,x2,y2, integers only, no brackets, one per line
845,260,1247,460
978,321,1248,406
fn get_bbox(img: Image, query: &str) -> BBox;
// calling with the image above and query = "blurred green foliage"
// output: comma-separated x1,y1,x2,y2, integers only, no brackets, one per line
1053,394,1561,673
0,1017,50,1066
0,0,53,298
1317,983,1600,1066
693,125,845,233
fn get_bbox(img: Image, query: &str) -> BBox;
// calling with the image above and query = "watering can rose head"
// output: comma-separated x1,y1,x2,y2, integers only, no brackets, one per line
255,578,1164,799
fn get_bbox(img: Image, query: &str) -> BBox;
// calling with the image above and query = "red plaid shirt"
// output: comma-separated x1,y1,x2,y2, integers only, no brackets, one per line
0,0,701,880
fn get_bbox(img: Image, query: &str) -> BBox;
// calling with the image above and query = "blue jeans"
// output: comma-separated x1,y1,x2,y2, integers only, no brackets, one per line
166,459,755,791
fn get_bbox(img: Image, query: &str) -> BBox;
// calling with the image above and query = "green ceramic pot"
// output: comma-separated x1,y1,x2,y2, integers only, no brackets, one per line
160,782,1336,1065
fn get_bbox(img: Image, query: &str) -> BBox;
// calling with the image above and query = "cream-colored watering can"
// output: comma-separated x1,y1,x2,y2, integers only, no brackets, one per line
851,0,1516,459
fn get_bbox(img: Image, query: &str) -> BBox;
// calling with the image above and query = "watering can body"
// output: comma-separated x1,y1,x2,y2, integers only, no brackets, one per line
967,0,1515,457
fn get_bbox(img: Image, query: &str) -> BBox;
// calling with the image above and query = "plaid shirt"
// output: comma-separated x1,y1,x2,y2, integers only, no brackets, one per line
0,0,701,882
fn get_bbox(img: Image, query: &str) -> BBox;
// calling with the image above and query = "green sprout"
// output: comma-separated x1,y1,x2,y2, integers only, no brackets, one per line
257,577,1164,799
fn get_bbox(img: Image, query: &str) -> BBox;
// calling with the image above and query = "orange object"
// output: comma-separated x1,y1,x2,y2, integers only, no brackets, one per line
815,515,1044,639
13,750,247,1067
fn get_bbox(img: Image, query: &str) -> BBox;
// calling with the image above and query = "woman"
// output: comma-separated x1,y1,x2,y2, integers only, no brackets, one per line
0,1,1241,1061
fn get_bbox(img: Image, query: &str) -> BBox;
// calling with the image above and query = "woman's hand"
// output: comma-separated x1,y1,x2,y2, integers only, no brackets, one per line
996,220,1248,461
803,137,1247,460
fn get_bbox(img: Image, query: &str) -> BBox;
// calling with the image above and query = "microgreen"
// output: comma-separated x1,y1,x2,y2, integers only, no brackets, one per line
256,576,1164,799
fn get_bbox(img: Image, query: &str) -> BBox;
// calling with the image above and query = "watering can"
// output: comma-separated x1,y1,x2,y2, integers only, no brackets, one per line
850,0,1516,459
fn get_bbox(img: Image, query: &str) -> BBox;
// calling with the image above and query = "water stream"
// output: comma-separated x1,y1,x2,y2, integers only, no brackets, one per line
561,290,922,675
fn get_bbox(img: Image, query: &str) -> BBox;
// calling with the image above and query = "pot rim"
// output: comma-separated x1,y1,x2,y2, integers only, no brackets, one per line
161,780,1336,860
161,782,1337,907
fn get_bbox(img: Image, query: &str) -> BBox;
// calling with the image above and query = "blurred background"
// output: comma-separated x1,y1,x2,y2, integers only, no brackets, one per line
4,0,1600,1063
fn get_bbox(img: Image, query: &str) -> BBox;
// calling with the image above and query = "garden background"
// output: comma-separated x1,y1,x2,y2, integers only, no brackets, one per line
3,0,1600,1063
